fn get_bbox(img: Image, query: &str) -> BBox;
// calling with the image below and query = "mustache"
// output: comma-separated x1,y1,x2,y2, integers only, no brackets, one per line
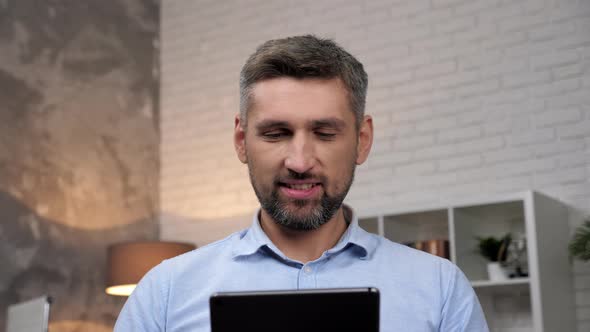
275,170,325,183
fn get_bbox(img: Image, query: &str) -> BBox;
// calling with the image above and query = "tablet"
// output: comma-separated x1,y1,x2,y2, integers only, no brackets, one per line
210,287,379,332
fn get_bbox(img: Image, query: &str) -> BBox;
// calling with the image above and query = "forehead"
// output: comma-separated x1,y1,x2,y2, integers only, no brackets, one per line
247,77,353,125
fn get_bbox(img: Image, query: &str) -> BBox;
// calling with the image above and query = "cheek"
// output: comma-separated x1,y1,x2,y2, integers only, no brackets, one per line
323,138,357,163
245,133,292,166
320,143,357,184
246,142,282,178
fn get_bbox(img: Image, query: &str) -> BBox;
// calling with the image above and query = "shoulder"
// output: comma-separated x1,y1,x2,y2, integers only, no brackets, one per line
369,234,476,303
114,232,246,331
160,229,247,273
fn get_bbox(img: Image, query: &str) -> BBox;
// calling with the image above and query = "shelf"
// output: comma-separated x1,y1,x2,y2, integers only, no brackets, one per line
383,209,448,243
471,278,530,288
453,200,527,281
359,191,576,331
472,278,531,299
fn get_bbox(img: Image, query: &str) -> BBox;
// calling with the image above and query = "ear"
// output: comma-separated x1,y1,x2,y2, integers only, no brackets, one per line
234,114,248,164
356,115,373,165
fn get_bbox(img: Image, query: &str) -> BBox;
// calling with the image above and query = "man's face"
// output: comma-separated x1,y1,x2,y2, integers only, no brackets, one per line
234,77,372,231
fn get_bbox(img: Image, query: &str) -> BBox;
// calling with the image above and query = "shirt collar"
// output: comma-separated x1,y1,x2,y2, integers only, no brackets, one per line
230,210,274,258
231,205,378,260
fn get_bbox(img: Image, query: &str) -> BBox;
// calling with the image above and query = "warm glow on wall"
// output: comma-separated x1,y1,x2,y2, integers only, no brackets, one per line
105,284,138,297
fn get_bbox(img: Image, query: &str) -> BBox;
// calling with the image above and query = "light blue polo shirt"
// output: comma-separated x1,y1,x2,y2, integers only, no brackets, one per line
114,207,488,331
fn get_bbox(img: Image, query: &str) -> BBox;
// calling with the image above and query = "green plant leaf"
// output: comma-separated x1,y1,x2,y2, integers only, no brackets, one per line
569,219,590,261
477,234,511,262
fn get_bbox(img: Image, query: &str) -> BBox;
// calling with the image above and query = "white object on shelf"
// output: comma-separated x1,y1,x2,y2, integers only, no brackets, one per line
487,262,508,281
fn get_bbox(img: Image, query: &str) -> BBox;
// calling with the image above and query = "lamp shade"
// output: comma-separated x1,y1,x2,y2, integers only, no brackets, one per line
106,241,196,296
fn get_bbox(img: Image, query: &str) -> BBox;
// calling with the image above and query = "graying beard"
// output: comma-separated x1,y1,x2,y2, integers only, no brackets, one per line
268,198,326,231
263,188,345,231
247,152,356,232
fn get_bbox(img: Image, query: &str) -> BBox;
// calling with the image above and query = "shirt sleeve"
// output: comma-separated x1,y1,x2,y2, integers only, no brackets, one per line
114,262,169,332
439,264,489,332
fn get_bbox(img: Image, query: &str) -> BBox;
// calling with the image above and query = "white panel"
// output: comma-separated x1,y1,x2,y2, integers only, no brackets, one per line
6,296,50,332
532,192,577,332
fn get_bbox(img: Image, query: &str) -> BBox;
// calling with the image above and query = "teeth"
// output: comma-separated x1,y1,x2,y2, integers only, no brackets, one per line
288,184,314,190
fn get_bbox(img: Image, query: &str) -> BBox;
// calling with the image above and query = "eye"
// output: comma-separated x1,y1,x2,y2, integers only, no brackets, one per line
261,130,290,140
315,131,336,140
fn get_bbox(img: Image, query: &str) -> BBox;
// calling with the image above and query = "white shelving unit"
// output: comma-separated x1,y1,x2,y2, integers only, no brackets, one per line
358,191,576,332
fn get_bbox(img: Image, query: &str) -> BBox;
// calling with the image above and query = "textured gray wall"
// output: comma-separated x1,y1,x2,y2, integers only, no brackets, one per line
0,1,160,331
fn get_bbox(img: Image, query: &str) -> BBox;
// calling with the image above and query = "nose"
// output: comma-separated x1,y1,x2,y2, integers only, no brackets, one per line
284,133,316,174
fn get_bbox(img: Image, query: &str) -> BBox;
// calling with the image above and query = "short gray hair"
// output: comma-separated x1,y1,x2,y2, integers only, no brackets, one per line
239,35,368,128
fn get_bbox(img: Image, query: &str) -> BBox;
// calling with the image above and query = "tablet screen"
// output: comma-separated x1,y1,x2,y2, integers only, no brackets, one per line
210,288,379,332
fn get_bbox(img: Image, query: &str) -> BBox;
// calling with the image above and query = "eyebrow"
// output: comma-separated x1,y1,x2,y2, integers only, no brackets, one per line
254,118,347,132
254,120,290,132
310,118,347,130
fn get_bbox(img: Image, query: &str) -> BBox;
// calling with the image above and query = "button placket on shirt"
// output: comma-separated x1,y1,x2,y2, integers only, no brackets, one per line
297,253,333,289
298,263,316,289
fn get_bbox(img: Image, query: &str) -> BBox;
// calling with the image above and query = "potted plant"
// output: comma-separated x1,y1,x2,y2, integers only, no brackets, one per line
569,218,590,261
477,234,511,281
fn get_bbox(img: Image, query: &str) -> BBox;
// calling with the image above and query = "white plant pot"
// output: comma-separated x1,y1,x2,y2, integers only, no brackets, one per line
487,262,508,281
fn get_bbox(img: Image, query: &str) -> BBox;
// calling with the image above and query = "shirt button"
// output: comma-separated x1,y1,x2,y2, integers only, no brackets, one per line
303,266,312,274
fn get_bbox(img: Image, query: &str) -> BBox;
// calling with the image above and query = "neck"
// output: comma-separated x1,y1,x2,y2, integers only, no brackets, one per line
259,207,349,264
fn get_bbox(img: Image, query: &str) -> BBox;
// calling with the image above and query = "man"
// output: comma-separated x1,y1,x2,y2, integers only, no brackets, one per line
114,35,488,331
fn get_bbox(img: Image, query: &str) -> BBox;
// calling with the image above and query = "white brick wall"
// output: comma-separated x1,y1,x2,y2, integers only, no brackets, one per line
160,0,590,330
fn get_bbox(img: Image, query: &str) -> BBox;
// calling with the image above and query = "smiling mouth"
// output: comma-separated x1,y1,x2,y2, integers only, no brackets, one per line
278,182,322,199
281,183,319,190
